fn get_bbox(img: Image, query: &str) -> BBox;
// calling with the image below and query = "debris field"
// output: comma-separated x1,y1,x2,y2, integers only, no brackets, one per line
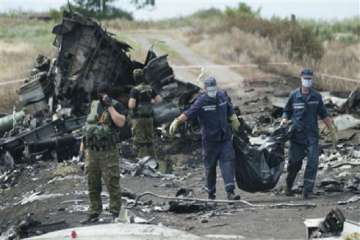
0,11,359,240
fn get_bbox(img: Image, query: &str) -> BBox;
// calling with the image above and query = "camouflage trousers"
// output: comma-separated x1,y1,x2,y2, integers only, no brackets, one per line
85,147,121,216
132,117,155,158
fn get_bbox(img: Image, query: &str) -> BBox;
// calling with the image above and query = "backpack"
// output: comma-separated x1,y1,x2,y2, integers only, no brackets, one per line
133,84,154,118
84,100,116,150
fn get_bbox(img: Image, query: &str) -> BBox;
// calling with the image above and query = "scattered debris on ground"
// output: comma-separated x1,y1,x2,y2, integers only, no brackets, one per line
304,208,359,240
0,10,360,240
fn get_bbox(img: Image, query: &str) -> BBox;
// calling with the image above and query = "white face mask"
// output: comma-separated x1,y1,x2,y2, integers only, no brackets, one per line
301,77,313,88
206,86,217,98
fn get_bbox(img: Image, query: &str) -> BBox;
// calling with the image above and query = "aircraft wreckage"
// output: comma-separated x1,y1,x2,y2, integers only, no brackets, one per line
1,11,360,194
0,11,200,166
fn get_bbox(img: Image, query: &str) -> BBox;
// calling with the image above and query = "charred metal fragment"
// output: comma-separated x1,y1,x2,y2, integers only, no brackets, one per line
1,11,203,169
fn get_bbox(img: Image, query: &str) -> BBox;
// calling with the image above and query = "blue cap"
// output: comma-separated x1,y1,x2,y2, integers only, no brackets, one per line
204,76,217,87
301,68,313,78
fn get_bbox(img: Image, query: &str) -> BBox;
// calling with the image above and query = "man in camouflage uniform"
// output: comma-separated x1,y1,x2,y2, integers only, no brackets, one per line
128,69,161,158
81,83,127,223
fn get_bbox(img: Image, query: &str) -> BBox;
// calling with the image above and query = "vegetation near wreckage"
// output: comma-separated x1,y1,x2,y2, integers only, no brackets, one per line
103,4,360,90
0,16,55,112
48,0,155,21
149,4,360,90
0,3,359,112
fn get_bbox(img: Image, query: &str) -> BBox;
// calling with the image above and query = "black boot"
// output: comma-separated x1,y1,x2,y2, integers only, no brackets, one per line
208,193,216,200
303,191,316,200
111,212,119,222
285,171,297,196
227,192,241,200
285,185,295,196
81,214,99,224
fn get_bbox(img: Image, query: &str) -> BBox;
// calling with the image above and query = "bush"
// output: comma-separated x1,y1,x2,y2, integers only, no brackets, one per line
300,17,360,43
49,4,133,21
221,11,324,64
224,2,261,18
49,9,63,21
74,6,133,20
192,8,223,19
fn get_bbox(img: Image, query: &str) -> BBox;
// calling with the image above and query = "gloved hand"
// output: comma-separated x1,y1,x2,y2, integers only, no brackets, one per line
169,118,182,136
329,124,338,147
229,114,241,133
102,94,113,108
280,118,288,127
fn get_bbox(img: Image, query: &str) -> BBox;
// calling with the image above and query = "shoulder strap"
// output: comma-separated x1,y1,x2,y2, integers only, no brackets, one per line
137,84,152,92
86,100,100,124
134,84,143,90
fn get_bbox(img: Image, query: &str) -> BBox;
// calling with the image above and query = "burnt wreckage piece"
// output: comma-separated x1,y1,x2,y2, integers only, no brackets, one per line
51,11,134,116
0,11,200,165
1,12,290,193
51,11,199,117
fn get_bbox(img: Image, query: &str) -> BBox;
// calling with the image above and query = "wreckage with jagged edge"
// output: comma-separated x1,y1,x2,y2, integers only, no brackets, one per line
0,11,288,194
2,11,358,195
0,11,200,167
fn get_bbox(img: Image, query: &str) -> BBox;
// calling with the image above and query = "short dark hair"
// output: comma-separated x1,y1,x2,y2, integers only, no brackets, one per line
97,82,110,94
133,68,145,84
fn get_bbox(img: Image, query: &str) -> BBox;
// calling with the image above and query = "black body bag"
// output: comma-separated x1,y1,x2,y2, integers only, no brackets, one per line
233,126,290,193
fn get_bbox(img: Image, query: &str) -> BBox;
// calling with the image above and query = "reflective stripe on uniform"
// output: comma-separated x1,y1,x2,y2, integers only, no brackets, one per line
308,101,319,105
202,105,216,111
293,103,305,109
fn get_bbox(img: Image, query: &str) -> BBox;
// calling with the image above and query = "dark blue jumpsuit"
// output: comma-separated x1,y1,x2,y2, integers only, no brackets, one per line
282,88,328,193
185,91,236,194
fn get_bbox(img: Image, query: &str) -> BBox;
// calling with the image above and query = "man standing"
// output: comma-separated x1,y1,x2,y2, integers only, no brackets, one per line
81,83,127,223
281,69,337,199
128,69,161,158
169,76,241,200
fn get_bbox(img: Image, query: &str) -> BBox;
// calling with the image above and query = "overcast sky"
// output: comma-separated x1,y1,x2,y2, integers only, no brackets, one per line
0,0,359,20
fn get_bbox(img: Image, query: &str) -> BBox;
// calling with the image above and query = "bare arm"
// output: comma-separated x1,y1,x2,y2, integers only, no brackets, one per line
177,113,188,122
322,116,333,129
108,106,126,128
128,98,136,109
80,141,84,152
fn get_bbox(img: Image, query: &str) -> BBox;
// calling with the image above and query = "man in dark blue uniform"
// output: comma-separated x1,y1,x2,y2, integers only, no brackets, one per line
281,69,337,199
169,76,241,200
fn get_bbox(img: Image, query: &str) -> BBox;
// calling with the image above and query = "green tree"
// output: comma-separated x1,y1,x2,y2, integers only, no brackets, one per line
71,0,155,19
225,2,261,18
131,0,155,8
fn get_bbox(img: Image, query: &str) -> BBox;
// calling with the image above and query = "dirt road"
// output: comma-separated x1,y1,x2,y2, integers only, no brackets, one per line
125,31,247,102
124,30,282,110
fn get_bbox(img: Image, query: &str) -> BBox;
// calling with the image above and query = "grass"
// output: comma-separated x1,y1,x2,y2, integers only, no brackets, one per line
110,30,146,61
0,85,19,113
299,17,360,43
0,8,359,114
0,16,56,112
148,38,187,65
157,7,360,91
0,16,55,81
